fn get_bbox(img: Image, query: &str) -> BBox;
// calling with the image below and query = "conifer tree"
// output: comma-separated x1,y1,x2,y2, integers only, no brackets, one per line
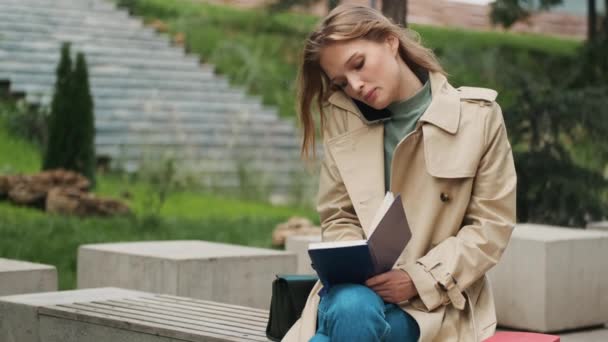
43,43,96,186
72,52,96,186
43,42,73,171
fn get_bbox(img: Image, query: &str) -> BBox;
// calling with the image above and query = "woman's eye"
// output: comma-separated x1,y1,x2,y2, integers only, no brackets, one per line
339,82,348,89
355,60,364,70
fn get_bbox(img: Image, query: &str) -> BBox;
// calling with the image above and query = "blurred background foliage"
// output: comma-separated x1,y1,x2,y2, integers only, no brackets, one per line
114,0,607,226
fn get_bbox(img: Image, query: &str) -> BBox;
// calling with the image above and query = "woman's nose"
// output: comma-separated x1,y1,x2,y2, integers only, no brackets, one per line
347,75,364,94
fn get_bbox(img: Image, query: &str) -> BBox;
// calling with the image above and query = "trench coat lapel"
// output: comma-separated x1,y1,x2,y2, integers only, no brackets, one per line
326,93,386,237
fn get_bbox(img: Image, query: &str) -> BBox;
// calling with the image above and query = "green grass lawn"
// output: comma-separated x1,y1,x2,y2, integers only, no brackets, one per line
0,105,41,174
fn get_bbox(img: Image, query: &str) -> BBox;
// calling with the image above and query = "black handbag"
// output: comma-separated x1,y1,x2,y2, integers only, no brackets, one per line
266,274,318,341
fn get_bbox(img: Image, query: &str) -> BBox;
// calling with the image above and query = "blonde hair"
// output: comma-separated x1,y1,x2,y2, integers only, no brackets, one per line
297,4,445,159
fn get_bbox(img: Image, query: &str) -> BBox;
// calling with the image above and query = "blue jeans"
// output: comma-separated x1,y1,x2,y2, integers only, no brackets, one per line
310,284,420,342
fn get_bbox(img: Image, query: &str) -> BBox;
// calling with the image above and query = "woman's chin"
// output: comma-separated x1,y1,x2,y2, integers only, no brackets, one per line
368,100,387,110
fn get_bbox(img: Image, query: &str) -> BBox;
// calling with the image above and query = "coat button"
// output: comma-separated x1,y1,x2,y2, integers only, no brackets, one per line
440,192,450,202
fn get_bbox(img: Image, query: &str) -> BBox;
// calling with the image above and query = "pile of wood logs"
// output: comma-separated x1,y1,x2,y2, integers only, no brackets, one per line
0,169,130,217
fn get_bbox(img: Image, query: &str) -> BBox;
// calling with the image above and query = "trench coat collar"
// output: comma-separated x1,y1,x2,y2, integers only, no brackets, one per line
327,72,461,134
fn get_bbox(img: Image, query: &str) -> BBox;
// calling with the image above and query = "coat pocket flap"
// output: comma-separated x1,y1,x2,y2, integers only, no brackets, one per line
422,124,482,178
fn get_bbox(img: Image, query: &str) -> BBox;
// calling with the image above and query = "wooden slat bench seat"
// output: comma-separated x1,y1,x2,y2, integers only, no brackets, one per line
0,287,271,342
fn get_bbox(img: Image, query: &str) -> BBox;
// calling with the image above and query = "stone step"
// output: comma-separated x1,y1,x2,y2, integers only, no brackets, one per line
0,38,185,60
3,30,175,50
0,7,139,30
96,120,296,136
5,71,232,92
96,145,300,163
0,64,218,84
14,84,248,104
118,158,300,174
0,0,117,11
0,21,162,43
94,107,280,123
27,94,266,115
96,125,296,142
1,49,202,72
0,62,217,81
101,156,301,177
72,98,274,117
94,133,299,148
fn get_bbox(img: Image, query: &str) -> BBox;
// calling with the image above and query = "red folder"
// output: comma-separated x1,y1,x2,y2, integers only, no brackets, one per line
484,332,560,342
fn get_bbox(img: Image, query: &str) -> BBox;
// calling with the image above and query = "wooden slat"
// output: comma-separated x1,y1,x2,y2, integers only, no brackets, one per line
156,295,269,315
59,302,267,340
151,295,269,319
101,299,268,327
81,301,268,334
119,297,268,323
38,305,263,342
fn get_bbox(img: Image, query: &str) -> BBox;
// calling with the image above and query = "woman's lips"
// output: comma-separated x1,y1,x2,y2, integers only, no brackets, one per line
364,88,377,102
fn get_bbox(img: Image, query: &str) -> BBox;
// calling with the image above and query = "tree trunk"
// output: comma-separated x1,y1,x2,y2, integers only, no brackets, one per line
382,0,407,27
328,0,340,11
604,0,608,36
588,0,597,41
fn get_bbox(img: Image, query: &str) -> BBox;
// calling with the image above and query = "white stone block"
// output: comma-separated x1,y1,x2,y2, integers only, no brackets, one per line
285,235,321,275
77,240,297,309
587,221,608,232
0,287,148,342
0,258,57,296
489,224,608,332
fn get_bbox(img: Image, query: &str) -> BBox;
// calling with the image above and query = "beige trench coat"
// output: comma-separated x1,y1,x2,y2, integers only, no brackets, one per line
283,72,517,342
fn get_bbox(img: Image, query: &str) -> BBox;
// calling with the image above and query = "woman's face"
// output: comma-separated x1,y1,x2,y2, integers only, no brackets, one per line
319,36,402,109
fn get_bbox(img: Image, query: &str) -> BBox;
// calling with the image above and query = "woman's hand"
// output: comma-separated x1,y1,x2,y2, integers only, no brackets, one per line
365,269,418,304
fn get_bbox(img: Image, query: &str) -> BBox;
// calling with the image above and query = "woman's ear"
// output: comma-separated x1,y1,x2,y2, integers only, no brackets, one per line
386,34,399,57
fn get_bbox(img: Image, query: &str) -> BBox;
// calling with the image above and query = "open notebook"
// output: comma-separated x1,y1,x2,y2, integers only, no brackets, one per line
308,192,412,290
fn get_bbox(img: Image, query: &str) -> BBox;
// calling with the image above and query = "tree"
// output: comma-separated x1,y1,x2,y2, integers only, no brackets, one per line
502,68,608,226
43,43,96,186
268,0,340,13
71,53,96,186
43,42,73,172
382,0,407,27
490,1,608,226
490,0,606,41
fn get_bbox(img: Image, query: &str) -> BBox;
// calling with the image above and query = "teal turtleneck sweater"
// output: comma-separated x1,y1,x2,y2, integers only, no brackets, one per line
384,79,432,191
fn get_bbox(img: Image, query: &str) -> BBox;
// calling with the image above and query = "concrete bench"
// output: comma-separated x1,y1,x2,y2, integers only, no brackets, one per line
0,258,57,296
587,221,608,232
489,224,608,332
0,287,269,342
78,240,297,309
285,235,321,275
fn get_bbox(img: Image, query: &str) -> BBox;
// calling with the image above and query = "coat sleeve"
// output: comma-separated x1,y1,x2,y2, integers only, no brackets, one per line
316,136,366,242
400,102,517,311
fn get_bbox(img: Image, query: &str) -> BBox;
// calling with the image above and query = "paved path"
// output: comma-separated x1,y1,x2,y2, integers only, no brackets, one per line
560,324,608,342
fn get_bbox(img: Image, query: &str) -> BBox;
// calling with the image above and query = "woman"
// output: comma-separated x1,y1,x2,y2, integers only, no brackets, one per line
284,4,516,342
